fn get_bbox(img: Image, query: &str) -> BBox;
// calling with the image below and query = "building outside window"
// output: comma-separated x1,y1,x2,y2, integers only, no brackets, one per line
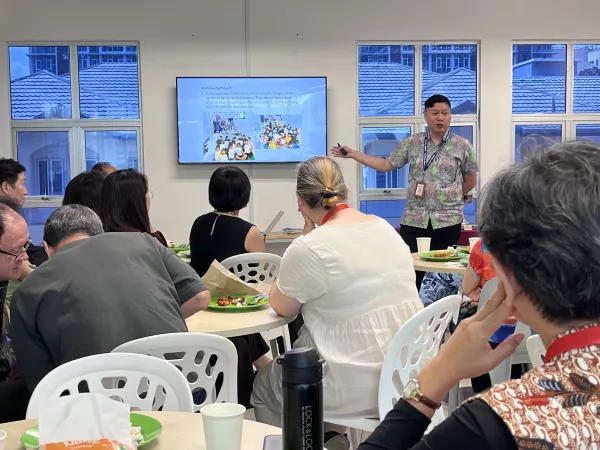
8,43,142,243
358,43,479,227
512,43,600,163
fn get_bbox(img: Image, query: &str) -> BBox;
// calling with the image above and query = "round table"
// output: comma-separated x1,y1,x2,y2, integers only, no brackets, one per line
186,307,294,338
412,253,467,275
1,411,281,450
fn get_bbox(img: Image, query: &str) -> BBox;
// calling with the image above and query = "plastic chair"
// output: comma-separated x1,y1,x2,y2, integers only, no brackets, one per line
221,253,290,358
526,334,545,368
26,353,193,419
220,253,281,284
112,333,238,412
325,295,462,448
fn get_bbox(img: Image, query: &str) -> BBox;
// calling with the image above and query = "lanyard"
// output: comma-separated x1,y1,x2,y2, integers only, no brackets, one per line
543,324,600,363
423,132,449,172
321,203,349,225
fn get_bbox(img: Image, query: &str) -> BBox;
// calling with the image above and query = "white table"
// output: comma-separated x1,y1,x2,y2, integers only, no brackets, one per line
186,307,294,338
1,411,281,450
412,253,467,275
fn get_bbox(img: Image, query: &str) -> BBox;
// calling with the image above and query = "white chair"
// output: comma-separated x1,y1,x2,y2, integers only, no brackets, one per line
112,333,238,412
526,334,545,368
220,253,281,284
221,253,291,358
26,353,193,419
325,295,462,448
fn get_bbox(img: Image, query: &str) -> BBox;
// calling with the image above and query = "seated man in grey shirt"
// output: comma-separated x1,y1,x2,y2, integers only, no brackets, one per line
10,205,211,392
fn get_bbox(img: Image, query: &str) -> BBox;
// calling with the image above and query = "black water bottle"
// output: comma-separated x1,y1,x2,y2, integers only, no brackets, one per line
278,347,324,450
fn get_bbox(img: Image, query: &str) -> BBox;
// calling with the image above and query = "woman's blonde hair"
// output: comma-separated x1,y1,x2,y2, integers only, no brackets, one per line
296,157,346,210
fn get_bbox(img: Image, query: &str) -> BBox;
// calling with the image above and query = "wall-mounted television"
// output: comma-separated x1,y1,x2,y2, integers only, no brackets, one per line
176,77,327,164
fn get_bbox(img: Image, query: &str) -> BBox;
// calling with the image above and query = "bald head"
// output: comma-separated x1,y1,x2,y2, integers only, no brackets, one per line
0,202,29,281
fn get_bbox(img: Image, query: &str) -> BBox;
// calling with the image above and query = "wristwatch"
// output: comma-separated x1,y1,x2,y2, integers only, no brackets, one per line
402,379,441,410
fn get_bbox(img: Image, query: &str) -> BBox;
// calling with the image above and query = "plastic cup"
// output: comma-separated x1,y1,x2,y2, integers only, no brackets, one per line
201,403,246,450
416,237,431,253
469,237,481,251
0,430,6,450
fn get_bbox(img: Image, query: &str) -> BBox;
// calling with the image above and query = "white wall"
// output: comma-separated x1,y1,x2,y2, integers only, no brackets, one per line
1,0,600,241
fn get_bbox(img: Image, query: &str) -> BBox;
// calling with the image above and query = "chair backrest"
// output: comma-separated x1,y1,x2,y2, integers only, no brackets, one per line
26,353,193,419
112,332,238,412
378,295,462,422
220,253,281,284
477,277,499,312
526,334,546,368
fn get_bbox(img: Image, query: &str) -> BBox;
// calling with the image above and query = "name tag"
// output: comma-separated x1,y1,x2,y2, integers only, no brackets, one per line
415,182,427,198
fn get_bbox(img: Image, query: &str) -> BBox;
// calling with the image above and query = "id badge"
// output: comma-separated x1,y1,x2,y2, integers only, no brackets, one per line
415,182,427,198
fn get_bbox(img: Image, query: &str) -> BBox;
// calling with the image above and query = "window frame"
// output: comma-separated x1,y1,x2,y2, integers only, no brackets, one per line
511,41,600,163
8,42,144,209
356,41,480,203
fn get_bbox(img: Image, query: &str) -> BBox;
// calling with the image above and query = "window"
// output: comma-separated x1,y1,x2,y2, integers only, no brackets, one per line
358,43,479,221
514,125,562,162
512,43,600,160
8,43,142,231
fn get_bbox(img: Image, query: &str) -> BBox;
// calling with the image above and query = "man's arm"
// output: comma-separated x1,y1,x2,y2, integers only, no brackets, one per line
180,291,211,318
331,140,410,173
157,241,210,317
462,173,477,196
351,151,395,172
10,291,56,392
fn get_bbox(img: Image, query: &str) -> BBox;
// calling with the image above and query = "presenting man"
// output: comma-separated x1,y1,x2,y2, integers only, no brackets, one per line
333,94,477,269
11,205,211,392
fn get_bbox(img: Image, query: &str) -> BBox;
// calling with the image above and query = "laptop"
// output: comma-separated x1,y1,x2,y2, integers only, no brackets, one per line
261,210,284,237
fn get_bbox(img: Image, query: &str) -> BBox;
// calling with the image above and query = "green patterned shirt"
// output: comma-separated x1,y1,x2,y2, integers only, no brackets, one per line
388,131,478,230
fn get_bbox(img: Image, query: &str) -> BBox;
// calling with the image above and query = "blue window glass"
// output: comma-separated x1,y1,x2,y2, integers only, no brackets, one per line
361,127,410,190
512,44,566,114
573,44,600,114
85,131,138,170
576,124,600,144
514,124,562,162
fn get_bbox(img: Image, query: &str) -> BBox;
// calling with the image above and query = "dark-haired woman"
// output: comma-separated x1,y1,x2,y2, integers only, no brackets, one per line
189,166,270,408
100,169,168,247
63,171,105,214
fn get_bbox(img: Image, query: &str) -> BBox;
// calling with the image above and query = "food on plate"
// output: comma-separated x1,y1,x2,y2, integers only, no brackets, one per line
130,425,143,445
217,296,246,307
431,252,456,258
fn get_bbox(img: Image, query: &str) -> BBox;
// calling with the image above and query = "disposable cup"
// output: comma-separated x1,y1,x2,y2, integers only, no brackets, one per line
201,403,246,450
417,237,431,253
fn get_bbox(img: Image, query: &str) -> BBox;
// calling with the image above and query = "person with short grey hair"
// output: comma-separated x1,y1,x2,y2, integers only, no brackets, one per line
357,140,600,449
11,206,211,393
42,204,103,256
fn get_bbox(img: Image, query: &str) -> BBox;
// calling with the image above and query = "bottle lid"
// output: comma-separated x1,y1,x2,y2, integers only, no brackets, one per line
278,347,323,385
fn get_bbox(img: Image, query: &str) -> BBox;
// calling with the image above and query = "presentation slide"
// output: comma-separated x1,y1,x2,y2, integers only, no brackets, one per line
177,77,327,164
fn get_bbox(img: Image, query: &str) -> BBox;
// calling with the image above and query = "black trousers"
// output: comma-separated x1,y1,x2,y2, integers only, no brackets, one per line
400,221,462,289
0,379,30,422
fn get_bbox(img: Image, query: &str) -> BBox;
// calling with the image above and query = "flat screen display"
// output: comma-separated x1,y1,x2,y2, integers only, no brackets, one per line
176,77,327,164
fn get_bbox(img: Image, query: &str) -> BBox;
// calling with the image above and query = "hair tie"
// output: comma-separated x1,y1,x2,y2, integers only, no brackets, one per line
322,187,337,199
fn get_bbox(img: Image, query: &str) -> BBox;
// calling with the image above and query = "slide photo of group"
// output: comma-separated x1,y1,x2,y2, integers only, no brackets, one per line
207,113,256,161
258,115,302,150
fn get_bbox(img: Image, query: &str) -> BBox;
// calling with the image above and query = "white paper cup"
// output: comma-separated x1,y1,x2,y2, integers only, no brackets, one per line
469,237,481,251
201,403,246,450
0,430,6,450
416,237,431,253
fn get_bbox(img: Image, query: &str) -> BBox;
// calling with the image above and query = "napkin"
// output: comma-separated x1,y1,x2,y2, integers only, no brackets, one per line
39,394,134,450
201,260,265,297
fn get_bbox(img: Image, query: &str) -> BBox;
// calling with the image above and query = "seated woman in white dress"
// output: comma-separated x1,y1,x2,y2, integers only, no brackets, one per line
251,156,423,427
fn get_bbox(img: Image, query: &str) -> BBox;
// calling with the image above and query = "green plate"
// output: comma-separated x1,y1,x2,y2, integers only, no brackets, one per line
208,295,269,312
418,251,461,262
21,412,162,449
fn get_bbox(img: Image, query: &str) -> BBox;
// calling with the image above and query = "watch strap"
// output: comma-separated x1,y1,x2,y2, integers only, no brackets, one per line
414,391,441,410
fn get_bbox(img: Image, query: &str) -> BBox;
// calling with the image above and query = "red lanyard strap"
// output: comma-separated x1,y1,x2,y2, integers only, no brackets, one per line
321,203,349,225
544,324,600,363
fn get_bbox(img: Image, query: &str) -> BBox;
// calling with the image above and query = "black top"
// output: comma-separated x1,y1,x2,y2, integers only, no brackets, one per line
189,212,254,277
358,399,517,450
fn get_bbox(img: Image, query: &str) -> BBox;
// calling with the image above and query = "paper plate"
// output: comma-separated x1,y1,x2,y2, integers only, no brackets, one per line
418,251,461,262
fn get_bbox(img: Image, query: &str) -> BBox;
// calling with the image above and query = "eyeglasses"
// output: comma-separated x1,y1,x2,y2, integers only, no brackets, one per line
0,237,32,262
